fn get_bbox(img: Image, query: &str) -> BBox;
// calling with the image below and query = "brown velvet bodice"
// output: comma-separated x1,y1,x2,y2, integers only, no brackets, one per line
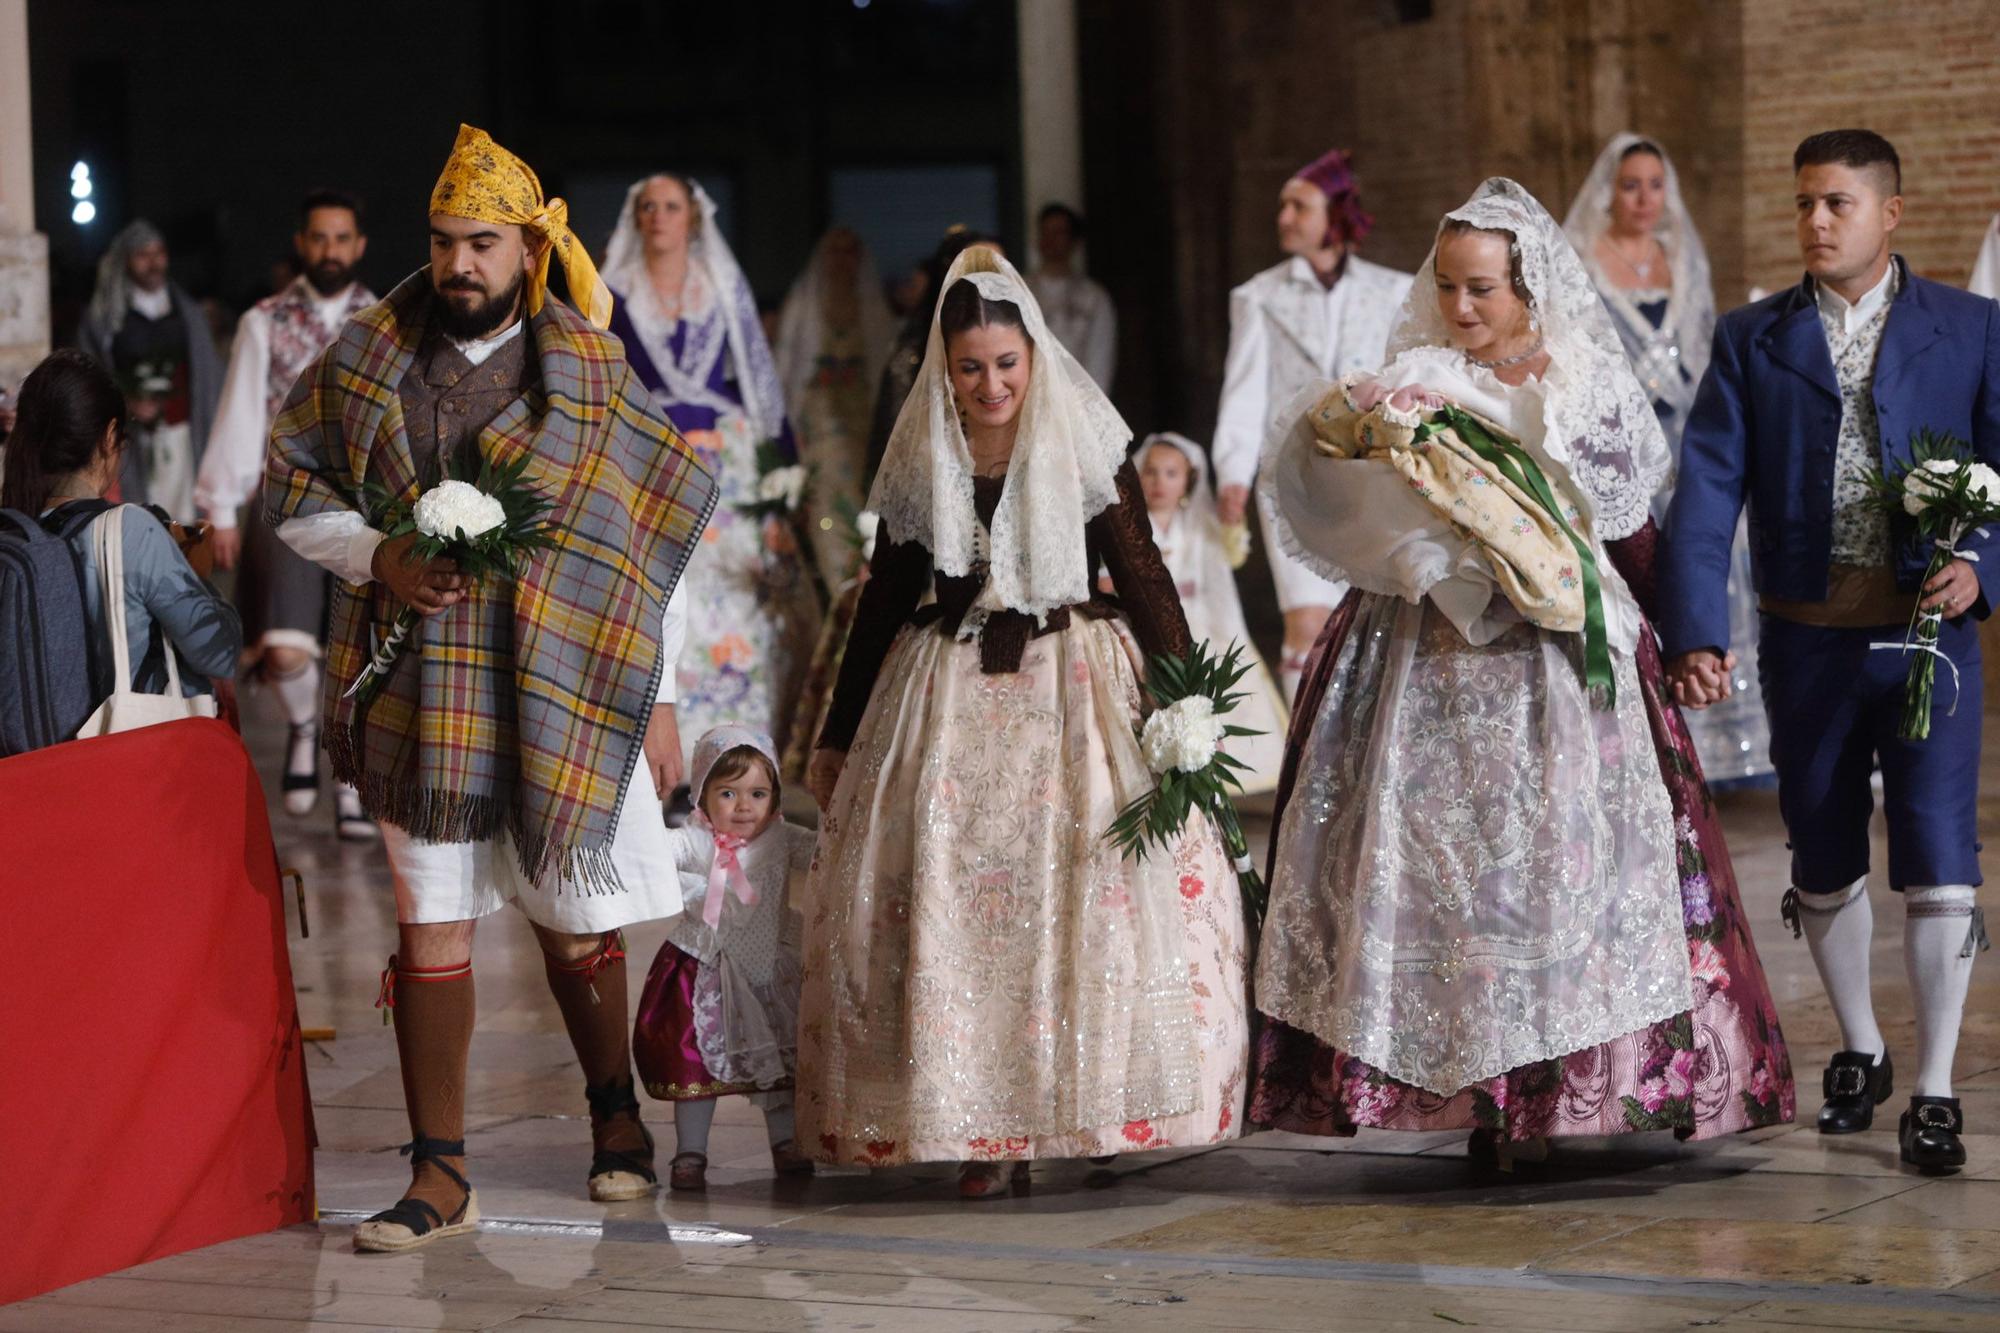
818,460,1191,751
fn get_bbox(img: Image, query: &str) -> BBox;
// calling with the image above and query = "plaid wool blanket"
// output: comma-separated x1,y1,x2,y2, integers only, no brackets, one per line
266,272,716,891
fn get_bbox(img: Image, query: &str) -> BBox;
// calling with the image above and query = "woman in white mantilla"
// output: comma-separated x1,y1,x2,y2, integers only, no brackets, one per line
604,174,820,770
799,248,1247,1197
774,226,895,585
1251,178,1793,1155
1564,133,1772,788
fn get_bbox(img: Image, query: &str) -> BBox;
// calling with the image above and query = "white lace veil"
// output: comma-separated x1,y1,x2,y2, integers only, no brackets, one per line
774,229,894,420
1561,133,1716,418
602,176,787,441
868,246,1131,625
1389,177,1671,540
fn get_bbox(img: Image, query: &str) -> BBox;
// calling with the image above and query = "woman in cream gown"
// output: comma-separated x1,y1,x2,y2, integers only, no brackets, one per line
800,249,1247,1198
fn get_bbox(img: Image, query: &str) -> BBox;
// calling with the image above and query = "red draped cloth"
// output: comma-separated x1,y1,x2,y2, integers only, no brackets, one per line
0,718,314,1303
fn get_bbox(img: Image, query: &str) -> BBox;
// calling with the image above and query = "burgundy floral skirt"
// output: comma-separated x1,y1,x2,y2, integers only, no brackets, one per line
635,941,790,1102
1250,596,1798,1142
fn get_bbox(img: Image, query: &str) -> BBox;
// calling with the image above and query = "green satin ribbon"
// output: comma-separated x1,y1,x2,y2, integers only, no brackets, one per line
1413,404,1615,708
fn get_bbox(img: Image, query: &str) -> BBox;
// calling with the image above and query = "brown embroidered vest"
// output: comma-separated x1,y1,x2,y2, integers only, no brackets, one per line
398,327,538,482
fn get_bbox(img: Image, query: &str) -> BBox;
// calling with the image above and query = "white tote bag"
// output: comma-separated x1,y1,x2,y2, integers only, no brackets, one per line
74,506,220,739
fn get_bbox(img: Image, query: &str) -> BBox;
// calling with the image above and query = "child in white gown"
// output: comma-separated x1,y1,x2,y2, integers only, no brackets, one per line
1132,433,1288,794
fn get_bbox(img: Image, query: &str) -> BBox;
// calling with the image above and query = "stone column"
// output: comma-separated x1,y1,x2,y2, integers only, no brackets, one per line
0,0,50,395
1016,0,1084,256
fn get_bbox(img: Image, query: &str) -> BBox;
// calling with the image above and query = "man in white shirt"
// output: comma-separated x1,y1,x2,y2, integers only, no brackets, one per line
1026,203,1117,391
1213,149,1412,701
196,190,378,836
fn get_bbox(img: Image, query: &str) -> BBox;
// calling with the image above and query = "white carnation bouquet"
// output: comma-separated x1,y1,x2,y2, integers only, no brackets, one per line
1106,641,1268,931
326,453,558,704
738,439,811,521
1853,429,2000,739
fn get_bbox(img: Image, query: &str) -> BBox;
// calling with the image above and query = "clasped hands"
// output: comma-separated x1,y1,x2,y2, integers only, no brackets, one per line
1665,649,1740,710
1669,559,1981,709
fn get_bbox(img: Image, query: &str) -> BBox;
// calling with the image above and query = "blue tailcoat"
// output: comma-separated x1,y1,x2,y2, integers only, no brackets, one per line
1659,261,2000,659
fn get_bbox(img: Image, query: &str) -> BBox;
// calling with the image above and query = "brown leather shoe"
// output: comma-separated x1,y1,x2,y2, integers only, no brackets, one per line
770,1139,816,1176
669,1151,708,1192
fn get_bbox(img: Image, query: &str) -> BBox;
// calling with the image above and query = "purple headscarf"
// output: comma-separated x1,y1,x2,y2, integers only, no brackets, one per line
1291,149,1375,246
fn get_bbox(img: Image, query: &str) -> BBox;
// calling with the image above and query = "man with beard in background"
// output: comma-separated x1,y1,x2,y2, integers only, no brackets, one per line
197,189,379,836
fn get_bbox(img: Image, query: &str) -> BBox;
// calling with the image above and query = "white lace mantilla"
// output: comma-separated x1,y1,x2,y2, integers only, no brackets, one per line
867,247,1131,626
1386,178,1671,541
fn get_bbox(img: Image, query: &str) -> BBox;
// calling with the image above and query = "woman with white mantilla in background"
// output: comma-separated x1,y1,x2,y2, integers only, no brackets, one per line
1565,134,1772,789
604,174,820,772
775,226,894,585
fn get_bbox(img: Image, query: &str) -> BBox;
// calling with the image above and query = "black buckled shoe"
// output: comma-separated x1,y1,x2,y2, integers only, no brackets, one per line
1817,1050,1892,1134
1900,1096,1968,1175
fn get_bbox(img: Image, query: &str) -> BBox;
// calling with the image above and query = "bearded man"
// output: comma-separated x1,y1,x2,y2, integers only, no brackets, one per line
268,125,716,1250
197,189,379,835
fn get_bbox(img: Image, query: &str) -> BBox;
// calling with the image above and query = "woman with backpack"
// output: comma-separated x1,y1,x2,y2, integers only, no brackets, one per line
1,349,239,718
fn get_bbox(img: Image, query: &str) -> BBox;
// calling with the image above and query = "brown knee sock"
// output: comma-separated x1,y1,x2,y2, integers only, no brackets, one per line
543,933,651,1164
381,955,476,1216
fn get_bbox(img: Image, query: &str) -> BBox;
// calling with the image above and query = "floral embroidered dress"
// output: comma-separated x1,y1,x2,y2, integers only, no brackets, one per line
606,180,820,764
1250,179,1794,1143
635,816,815,1101
796,250,1248,1167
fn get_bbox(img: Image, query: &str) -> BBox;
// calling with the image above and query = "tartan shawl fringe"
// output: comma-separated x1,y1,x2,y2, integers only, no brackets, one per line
271,272,716,891
325,722,630,897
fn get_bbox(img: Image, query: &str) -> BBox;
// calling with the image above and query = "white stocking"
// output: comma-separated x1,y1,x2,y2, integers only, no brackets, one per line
752,1090,796,1145
1905,885,1985,1098
1794,877,1884,1061
673,1098,717,1156
268,657,322,731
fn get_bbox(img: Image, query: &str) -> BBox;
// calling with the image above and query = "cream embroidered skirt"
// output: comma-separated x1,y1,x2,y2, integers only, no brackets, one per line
798,616,1248,1165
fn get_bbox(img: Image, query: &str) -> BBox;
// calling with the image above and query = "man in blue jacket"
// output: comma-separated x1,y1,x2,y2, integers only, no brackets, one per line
1662,130,2000,1175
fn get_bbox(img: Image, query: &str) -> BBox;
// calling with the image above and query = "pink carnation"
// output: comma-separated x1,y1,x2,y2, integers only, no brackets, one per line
1663,1047,1698,1101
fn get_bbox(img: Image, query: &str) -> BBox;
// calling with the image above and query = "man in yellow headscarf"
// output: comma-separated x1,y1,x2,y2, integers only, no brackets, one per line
267,125,717,1251
421,123,614,333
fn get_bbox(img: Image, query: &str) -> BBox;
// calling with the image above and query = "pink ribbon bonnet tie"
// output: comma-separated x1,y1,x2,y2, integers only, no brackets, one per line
699,815,762,929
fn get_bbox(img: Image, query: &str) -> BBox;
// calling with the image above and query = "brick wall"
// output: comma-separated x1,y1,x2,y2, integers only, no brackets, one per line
1085,0,1999,432
1741,0,2000,294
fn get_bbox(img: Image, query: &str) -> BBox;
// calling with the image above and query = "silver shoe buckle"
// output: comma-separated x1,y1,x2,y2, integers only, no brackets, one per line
1827,1066,1868,1098
1915,1103,1959,1132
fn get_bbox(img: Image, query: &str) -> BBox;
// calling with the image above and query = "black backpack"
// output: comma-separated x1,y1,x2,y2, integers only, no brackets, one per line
0,500,112,758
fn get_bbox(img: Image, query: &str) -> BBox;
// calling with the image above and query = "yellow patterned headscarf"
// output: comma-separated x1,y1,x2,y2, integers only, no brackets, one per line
428,123,613,328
